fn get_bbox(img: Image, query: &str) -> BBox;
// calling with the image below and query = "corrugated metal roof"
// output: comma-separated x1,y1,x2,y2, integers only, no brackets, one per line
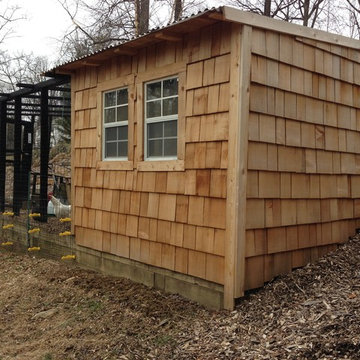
47,6,223,75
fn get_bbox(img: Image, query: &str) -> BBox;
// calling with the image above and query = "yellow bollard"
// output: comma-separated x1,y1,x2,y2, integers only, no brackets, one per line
2,212,14,216
1,241,13,246
29,213,41,218
59,231,71,236
28,247,40,252
28,228,40,234
61,255,76,260
2,224,14,229
59,217,72,223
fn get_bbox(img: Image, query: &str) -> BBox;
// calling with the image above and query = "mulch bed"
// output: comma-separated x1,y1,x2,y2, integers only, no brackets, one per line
0,234,360,359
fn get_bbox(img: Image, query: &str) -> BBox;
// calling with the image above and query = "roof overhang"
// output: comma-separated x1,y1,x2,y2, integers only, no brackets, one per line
47,5,360,76
45,7,224,76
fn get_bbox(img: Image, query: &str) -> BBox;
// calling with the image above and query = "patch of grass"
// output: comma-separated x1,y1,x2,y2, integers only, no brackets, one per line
87,300,102,312
153,334,176,347
43,354,52,360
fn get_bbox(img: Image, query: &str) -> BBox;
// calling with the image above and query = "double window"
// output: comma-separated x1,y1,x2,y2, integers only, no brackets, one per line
102,76,179,162
103,87,128,160
145,77,178,160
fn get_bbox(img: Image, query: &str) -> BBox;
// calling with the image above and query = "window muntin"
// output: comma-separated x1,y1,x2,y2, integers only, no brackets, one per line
145,77,178,160
103,87,128,160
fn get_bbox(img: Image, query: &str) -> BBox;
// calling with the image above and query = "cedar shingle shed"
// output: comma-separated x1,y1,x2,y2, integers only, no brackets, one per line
49,6,360,309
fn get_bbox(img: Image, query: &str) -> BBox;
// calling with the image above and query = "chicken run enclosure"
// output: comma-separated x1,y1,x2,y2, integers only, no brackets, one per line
3,6,360,309
0,76,73,255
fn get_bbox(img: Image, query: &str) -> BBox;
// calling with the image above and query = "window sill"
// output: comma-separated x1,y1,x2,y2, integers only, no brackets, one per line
96,161,133,171
137,159,184,172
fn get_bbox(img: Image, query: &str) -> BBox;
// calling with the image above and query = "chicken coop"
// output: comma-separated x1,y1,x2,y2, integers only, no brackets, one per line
47,6,360,309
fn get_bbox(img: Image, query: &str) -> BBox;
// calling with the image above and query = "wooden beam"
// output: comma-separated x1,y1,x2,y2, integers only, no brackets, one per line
154,31,182,42
114,47,137,56
207,11,225,21
81,60,101,67
224,24,252,310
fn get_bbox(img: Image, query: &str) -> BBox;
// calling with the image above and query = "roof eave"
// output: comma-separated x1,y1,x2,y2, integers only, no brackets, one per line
45,7,225,76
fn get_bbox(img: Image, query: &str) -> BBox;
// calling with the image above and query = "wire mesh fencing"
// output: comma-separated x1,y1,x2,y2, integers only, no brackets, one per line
0,169,75,262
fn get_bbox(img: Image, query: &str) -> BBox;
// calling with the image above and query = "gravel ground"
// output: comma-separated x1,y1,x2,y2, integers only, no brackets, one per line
0,235,360,360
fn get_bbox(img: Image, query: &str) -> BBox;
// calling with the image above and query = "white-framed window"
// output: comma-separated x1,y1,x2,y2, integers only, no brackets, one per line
144,76,178,160
103,87,128,160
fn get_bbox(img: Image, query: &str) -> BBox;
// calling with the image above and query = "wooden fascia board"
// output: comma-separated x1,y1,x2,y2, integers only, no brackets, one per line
154,31,182,42
113,47,138,56
81,60,101,67
222,6,360,50
224,23,252,310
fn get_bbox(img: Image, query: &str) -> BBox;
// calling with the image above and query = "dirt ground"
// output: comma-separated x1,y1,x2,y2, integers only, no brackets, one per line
1,236,360,360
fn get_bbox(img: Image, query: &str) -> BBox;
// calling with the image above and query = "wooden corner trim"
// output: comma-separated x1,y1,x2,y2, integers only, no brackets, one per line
224,23,252,310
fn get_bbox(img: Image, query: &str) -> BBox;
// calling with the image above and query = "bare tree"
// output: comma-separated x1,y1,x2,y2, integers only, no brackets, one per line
343,0,360,38
0,52,48,92
290,0,327,27
0,2,24,44
56,0,207,61
174,0,183,20
225,0,296,19
226,0,330,27
135,0,150,34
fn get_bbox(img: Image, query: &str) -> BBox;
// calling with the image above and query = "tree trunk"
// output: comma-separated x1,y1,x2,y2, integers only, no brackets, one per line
303,0,310,26
264,0,272,16
174,0,183,21
135,0,149,36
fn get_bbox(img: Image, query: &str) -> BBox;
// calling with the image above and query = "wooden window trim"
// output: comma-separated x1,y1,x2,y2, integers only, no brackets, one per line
136,67,186,172
137,159,184,171
96,75,135,167
103,87,129,160
144,76,179,160
96,161,133,171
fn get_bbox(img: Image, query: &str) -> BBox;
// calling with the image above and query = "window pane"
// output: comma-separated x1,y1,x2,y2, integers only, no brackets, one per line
146,100,161,118
117,105,128,121
163,78,178,97
117,88,128,105
148,122,163,139
164,120,177,137
118,141,128,157
105,142,117,158
104,108,116,123
164,138,177,156
104,91,116,107
118,125,128,141
147,82,161,100
148,139,163,157
163,97,178,116
105,127,117,141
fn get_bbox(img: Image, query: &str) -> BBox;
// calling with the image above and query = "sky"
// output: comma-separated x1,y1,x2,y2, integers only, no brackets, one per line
1,0,73,63
0,0,352,67
0,0,223,65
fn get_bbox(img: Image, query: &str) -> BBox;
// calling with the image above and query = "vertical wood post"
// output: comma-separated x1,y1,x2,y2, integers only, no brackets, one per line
21,120,34,201
70,78,75,234
0,101,7,211
40,89,49,222
13,97,22,215
224,24,252,310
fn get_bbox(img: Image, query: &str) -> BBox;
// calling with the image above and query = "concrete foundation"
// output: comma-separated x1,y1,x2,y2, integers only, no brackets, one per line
0,218,224,309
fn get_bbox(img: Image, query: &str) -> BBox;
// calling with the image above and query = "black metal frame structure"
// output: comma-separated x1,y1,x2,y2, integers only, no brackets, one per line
0,75,71,221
